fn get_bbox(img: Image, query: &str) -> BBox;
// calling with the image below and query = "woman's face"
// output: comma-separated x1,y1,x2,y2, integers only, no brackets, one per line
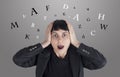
51,29,70,53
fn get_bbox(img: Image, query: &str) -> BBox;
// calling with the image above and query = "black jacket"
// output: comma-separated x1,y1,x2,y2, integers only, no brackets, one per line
13,43,107,77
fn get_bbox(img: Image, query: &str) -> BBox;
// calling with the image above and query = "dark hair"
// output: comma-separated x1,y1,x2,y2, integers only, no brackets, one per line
51,20,69,32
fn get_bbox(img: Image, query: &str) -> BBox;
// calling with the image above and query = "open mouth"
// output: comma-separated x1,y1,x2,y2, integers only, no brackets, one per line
57,45,64,49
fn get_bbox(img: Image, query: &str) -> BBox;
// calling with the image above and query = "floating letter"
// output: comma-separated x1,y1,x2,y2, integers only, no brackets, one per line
73,14,79,21
25,34,30,39
11,22,19,29
98,13,105,20
90,30,96,36
100,23,108,30
46,5,50,11
63,4,69,9
31,8,38,16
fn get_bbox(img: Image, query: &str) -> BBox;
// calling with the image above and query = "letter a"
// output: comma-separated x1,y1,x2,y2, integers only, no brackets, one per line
73,14,79,21
25,34,30,39
31,8,38,16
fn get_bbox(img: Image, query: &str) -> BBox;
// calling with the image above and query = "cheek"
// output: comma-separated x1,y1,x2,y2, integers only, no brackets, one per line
64,37,70,42
65,40,70,45
51,39,57,44
63,38,70,46
51,39,58,48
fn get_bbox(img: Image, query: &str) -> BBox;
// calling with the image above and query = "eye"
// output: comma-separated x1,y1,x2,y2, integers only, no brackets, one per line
62,33,67,37
53,34,58,38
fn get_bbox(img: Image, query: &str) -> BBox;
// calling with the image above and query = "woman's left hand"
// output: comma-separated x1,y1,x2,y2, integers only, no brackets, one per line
66,20,80,48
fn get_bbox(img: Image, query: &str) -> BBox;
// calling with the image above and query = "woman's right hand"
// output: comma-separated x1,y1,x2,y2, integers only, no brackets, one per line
41,22,53,48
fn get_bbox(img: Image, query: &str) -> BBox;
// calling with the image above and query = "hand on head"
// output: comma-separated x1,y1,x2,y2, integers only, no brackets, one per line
65,20,80,48
41,21,53,48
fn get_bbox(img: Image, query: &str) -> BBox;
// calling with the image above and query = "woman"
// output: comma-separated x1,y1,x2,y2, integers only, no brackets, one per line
13,20,107,77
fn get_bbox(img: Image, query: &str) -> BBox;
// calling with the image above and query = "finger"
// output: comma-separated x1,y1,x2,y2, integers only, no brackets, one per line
45,22,53,41
65,20,75,35
46,22,53,34
48,22,54,30
65,20,71,28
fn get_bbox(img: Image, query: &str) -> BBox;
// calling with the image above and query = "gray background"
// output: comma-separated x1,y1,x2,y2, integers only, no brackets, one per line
0,0,120,77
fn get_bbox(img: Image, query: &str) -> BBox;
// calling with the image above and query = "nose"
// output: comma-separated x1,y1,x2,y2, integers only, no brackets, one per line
58,36,63,43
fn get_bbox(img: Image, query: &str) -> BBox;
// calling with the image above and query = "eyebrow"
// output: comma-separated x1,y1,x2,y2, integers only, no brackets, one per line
51,31,69,34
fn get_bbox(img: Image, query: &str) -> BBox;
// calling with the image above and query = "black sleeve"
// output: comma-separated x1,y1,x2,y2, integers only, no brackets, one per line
12,43,43,68
77,43,107,70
